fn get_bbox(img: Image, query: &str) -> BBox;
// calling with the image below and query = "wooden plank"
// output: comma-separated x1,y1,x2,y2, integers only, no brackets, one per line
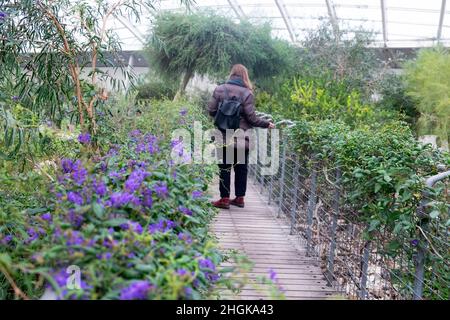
210,177,335,300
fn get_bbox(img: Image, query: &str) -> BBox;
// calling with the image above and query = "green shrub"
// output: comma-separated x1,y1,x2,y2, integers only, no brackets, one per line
135,79,177,101
0,100,223,300
404,46,450,149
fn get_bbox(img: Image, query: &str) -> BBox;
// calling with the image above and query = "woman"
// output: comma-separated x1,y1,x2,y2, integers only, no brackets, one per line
207,64,275,209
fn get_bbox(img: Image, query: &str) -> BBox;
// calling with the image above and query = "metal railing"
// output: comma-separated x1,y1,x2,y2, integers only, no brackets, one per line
250,112,449,300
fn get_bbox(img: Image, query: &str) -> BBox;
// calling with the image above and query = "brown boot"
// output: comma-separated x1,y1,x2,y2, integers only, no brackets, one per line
211,197,230,209
230,196,245,208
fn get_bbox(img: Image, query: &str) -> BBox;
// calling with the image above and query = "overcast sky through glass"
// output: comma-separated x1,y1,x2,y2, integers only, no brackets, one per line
107,0,450,50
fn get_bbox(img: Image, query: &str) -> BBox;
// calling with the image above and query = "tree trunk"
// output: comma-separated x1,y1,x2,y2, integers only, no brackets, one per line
174,69,194,101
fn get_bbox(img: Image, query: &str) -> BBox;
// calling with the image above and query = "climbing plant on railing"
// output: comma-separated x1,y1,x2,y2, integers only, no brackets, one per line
286,118,449,299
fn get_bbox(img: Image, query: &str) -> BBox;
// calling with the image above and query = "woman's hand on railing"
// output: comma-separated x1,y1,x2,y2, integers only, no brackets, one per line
275,119,295,128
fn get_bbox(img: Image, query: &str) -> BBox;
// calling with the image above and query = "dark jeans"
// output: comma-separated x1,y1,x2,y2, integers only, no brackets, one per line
218,147,249,198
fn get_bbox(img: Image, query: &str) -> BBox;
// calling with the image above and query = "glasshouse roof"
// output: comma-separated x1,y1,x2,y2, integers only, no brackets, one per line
110,0,450,50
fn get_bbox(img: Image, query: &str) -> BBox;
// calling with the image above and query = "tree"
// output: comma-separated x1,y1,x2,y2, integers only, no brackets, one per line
146,11,295,99
296,22,388,101
0,0,192,158
404,46,450,150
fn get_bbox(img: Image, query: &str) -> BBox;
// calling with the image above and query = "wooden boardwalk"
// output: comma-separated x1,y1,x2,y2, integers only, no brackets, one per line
210,178,337,300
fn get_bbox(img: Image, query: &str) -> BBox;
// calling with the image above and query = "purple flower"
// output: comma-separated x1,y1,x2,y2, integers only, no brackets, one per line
198,258,215,271
154,182,168,199
130,222,143,235
109,192,136,208
129,129,141,138
107,147,119,156
71,161,87,185
92,179,107,197
177,269,188,276
100,161,108,172
184,287,193,297
142,188,153,208
65,230,84,246
78,133,91,144
171,139,191,163
199,259,219,283
108,171,122,181
68,209,84,228
0,12,7,20
67,191,84,205
192,190,203,199
148,219,176,234
1,235,13,245
178,232,193,244
410,239,419,247
103,252,112,260
179,108,188,116
124,169,148,192
11,95,19,101
61,159,74,173
41,212,53,222
179,206,193,216
269,269,277,281
119,281,153,300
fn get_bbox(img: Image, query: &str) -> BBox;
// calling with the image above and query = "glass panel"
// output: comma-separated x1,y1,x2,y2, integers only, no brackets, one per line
108,0,450,49
386,0,442,43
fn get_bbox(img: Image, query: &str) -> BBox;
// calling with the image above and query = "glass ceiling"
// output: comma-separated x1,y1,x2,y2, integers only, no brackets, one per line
109,0,450,50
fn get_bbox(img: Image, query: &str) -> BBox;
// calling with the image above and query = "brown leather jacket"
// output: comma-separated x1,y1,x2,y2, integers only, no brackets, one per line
207,78,270,150
208,76,269,138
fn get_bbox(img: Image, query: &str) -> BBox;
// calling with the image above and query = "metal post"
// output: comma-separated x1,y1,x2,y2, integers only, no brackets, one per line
277,141,287,218
268,170,274,205
290,155,300,235
413,169,450,299
326,167,341,284
413,197,428,300
259,158,265,193
306,157,318,256
359,241,371,300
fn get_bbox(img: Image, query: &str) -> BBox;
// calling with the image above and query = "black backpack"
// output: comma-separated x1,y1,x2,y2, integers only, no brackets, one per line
214,85,242,131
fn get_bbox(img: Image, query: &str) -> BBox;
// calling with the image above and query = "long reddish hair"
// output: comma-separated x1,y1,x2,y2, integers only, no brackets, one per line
229,64,253,91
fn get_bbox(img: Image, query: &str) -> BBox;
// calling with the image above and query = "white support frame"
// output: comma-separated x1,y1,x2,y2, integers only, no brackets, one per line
325,0,339,33
437,0,447,41
380,0,388,47
115,15,146,45
227,0,246,19
274,0,296,43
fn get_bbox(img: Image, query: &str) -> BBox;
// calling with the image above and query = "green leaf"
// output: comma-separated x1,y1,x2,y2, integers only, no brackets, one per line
92,202,105,219
104,218,129,227
429,210,440,219
0,253,12,269
368,219,380,232
388,240,401,252
135,264,154,272
374,183,381,193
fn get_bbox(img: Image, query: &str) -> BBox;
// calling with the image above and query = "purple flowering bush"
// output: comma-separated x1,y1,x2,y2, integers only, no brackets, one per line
0,101,224,300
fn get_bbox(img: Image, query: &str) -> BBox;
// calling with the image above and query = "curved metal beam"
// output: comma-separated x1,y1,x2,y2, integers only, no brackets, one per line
274,0,296,43
437,0,447,42
380,0,388,47
115,15,146,45
227,0,246,19
325,0,339,33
